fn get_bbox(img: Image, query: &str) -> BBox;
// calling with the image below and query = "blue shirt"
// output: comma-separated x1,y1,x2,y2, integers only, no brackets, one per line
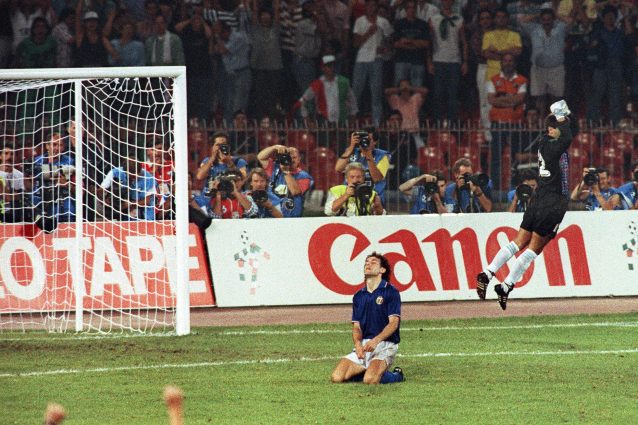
269,165,314,218
222,30,250,72
585,186,624,211
523,21,568,68
102,167,157,220
33,153,75,221
200,156,248,193
346,147,391,203
618,181,637,209
352,279,401,344
409,186,439,214
444,180,493,213
108,39,146,66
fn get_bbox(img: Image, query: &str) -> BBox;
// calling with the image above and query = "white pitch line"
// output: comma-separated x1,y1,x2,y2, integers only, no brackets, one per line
2,321,638,342
1,348,638,379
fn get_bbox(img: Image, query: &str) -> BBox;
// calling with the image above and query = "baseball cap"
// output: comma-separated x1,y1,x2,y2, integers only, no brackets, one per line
321,55,336,66
83,11,99,21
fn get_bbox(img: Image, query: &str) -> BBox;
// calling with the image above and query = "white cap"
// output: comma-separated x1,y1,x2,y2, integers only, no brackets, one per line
321,55,336,66
83,11,99,21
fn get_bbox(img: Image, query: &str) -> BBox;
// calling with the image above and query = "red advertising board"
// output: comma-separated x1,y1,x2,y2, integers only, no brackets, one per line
0,222,215,312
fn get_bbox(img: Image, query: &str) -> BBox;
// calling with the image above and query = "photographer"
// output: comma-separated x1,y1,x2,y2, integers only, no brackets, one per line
570,167,624,211
325,162,384,216
506,169,538,213
33,132,76,228
618,162,638,210
99,147,157,221
444,158,493,213
209,172,257,219
244,168,283,218
399,171,447,214
335,129,391,204
196,132,248,202
257,144,313,218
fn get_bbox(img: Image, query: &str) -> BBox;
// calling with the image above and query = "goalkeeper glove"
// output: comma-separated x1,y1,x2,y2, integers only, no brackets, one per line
550,100,571,119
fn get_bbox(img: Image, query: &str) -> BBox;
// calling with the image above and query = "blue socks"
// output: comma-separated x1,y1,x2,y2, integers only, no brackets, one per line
380,370,404,384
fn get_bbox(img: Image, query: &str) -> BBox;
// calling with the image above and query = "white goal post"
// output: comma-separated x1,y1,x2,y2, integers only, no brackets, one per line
0,67,191,335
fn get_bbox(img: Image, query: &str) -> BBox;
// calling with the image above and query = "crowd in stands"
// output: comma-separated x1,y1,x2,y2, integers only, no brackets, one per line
1,0,637,227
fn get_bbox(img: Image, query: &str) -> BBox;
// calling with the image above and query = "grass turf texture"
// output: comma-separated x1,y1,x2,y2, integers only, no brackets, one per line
2,313,638,424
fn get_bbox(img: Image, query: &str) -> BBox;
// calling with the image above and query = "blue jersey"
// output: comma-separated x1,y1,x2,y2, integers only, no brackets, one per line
33,153,75,221
585,186,624,211
618,182,637,209
346,148,391,203
444,180,493,213
270,166,314,218
199,156,247,192
409,186,439,214
352,279,401,344
103,167,157,220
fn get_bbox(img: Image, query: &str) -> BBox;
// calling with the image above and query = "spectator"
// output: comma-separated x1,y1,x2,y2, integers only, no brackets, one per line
0,2,10,68
506,168,538,212
469,8,493,133
82,0,118,31
10,0,46,57
74,9,113,67
279,0,304,107
444,157,493,213
325,162,384,216
292,0,324,96
250,0,284,121
142,140,174,218
392,0,430,87
137,0,160,41
52,8,76,68
33,132,76,227
519,6,570,115
487,53,527,193
15,17,57,68
298,55,358,126
618,162,638,209
208,172,257,219
352,0,394,126
196,132,248,202
214,21,251,124
428,0,468,122
0,142,26,223
318,0,351,74
335,129,391,204
570,166,625,210
383,109,417,189
100,147,157,221
229,110,258,154
257,144,314,217
108,18,146,66
506,0,541,76
399,171,448,214
244,167,284,218
586,6,627,125
145,13,185,66
395,0,439,24
482,8,522,82
175,13,213,120
384,79,427,134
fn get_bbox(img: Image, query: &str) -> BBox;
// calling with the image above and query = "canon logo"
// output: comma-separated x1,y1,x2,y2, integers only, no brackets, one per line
308,223,591,295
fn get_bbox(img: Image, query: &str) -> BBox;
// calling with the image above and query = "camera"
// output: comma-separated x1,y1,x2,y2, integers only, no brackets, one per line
355,131,370,149
583,168,599,186
218,143,231,156
462,172,489,188
354,181,373,200
423,181,439,195
203,172,237,198
277,151,292,166
515,183,533,201
251,189,268,204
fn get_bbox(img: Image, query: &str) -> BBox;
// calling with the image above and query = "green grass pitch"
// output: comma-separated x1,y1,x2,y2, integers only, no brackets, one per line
2,313,638,424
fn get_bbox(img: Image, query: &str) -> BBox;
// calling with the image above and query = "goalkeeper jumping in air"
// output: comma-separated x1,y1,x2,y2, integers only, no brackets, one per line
476,100,573,310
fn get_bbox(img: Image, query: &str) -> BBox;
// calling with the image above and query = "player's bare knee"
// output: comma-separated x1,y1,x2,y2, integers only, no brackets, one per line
362,372,381,385
331,371,345,383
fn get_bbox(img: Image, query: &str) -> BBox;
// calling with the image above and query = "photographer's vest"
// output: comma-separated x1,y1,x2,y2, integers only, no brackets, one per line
328,184,377,216
347,148,391,202
267,159,314,218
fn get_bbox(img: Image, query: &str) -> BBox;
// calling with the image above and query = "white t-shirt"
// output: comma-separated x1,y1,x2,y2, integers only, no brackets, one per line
0,168,24,191
353,15,393,63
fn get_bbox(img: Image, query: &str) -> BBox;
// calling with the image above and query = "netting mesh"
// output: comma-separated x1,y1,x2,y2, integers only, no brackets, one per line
0,76,181,334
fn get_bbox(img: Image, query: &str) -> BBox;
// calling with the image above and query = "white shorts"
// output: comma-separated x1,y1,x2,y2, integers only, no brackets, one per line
344,339,399,369
530,64,565,97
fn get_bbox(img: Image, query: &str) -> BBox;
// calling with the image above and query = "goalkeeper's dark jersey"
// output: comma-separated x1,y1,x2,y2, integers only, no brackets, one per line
537,120,572,197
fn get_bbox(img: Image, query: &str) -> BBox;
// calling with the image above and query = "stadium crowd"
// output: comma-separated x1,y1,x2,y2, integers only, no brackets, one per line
1,0,638,225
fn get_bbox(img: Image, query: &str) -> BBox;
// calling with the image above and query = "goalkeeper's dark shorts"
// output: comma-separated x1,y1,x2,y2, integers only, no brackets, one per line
520,191,569,238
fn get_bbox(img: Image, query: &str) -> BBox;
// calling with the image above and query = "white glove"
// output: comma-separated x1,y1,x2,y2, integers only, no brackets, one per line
550,100,571,118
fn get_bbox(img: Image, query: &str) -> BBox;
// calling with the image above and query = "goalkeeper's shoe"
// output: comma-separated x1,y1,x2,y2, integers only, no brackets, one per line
393,367,405,382
494,283,514,311
476,272,491,300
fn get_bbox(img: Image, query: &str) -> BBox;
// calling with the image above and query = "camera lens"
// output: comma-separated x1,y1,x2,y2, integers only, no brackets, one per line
219,144,230,155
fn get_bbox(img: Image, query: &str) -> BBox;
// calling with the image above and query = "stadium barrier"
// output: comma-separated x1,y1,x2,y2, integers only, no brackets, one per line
205,211,638,307
0,222,214,312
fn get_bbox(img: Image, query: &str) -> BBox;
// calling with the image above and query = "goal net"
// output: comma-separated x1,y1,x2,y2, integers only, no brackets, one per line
0,67,190,335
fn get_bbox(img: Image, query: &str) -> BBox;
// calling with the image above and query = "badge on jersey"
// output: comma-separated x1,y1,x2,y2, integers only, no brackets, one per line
376,296,384,305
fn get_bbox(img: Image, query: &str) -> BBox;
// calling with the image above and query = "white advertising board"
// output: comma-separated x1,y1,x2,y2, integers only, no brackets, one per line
205,211,638,307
